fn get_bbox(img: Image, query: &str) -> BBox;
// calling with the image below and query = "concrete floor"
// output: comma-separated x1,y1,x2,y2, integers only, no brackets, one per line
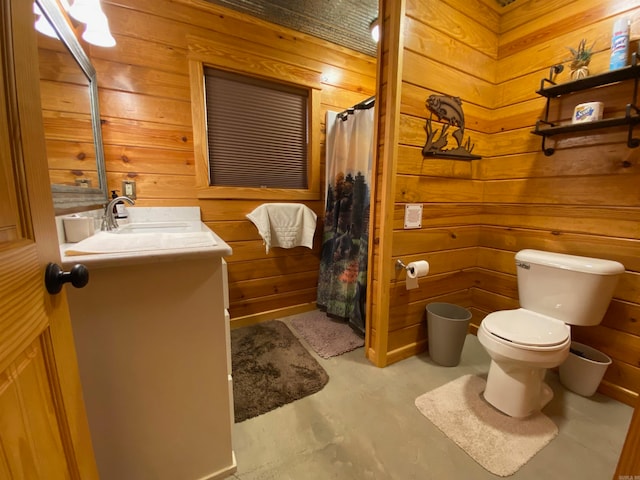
230,324,633,480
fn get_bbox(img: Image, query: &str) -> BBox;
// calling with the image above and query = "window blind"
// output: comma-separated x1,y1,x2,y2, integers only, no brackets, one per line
204,68,309,189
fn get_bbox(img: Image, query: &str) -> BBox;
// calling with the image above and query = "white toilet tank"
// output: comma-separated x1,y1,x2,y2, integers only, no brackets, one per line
515,249,624,326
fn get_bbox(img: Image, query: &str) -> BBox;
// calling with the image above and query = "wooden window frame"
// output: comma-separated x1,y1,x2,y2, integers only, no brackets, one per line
188,35,321,201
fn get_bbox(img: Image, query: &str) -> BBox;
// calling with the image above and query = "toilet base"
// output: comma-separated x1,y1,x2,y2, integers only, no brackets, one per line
483,359,553,418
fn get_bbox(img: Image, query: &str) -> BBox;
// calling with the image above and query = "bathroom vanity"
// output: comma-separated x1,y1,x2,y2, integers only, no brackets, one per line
60,207,235,480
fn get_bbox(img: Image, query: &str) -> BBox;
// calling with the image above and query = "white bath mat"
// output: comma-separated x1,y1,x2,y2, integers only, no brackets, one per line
415,374,558,477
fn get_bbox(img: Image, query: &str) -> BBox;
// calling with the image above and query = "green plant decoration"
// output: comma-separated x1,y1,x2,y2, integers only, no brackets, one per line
566,39,595,80
567,39,594,69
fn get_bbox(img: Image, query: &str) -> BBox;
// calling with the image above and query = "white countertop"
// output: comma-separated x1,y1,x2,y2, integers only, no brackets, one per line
60,207,232,269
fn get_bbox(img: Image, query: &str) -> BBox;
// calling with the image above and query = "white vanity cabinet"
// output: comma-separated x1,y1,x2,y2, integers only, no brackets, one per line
62,220,235,480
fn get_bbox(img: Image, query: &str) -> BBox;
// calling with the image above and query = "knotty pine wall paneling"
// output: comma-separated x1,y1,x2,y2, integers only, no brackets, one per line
44,0,640,404
373,0,640,405
37,35,98,188
82,0,376,325
366,0,404,367
482,0,640,405
369,0,496,366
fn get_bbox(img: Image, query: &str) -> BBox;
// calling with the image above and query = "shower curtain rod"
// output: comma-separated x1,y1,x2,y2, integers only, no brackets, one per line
337,95,375,121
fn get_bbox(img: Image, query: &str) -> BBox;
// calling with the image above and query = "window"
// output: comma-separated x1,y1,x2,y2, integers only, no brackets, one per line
204,68,309,189
188,35,320,200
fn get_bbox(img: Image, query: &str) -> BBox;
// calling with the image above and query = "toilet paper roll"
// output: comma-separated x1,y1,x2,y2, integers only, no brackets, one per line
63,216,95,243
406,260,430,290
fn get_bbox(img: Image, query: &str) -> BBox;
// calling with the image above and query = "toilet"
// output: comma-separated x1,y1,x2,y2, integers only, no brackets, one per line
478,249,624,418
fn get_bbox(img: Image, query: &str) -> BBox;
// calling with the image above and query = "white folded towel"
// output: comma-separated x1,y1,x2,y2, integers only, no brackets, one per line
246,203,317,254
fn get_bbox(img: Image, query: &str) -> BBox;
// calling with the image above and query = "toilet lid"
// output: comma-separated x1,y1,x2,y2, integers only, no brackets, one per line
483,309,569,347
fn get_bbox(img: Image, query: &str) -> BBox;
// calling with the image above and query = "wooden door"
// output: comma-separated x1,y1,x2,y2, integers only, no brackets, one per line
0,1,98,478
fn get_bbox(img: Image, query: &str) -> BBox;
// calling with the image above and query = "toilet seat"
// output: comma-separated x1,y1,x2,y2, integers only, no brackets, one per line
482,309,569,349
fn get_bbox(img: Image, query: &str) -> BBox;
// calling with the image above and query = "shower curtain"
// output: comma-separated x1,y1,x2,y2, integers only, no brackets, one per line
317,106,374,336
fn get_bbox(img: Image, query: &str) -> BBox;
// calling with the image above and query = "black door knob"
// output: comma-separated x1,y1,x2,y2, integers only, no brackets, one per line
45,263,89,295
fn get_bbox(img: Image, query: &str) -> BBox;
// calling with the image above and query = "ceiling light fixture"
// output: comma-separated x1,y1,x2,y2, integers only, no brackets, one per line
81,10,116,47
34,0,116,48
68,0,97,24
370,18,380,43
35,13,59,38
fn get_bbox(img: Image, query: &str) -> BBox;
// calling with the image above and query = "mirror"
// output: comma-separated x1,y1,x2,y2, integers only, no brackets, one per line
35,0,108,214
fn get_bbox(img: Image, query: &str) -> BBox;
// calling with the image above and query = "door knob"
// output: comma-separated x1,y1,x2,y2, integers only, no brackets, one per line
45,263,89,295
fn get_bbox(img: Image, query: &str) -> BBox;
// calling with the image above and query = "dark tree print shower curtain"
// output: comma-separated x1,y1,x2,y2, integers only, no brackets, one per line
317,107,374,336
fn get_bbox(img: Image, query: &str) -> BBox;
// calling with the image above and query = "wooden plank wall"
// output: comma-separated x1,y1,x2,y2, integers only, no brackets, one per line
366,0,403,367
368,0,498,366
373,0,639,405
40,0,639,403
482,0,640,405
38,36,98,188
70,0,376,325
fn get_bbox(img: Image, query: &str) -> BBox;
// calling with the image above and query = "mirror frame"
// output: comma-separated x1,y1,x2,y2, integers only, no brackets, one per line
36,0,108,214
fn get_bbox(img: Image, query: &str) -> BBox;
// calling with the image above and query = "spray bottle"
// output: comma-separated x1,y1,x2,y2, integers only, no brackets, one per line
610,17,630,70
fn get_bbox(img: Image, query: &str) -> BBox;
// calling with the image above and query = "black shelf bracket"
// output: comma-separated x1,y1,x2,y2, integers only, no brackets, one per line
542,136,555,156
626,103,640,148
628,71,640,148
533,54,640,156
535,119,556,155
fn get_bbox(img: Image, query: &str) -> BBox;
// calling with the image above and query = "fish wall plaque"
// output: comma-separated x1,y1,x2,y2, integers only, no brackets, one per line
422,95,481,160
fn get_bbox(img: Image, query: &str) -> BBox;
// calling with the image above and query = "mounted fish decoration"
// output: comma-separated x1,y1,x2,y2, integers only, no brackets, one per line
422,94,481,160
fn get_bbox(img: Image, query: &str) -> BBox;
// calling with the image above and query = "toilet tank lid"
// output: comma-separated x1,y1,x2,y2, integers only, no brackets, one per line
515,249,625,275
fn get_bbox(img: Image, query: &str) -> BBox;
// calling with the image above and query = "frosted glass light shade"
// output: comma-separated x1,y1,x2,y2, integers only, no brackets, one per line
68,0,98,23
81,11,116,47
34,0,116,47
35,14,59,39
370,18,380,43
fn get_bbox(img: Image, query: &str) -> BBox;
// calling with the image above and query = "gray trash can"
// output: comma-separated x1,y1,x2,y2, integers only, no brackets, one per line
426,302,472,367
559,341,611,397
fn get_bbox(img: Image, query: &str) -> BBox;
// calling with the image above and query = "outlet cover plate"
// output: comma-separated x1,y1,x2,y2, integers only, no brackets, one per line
122,180,136,199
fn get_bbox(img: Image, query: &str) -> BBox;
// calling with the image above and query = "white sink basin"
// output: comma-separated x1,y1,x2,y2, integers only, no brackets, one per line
60,208,232,265
64,223,217,256
115,222,195,234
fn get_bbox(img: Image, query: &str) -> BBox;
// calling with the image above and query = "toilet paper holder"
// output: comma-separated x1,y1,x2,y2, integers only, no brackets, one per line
395,259,415,274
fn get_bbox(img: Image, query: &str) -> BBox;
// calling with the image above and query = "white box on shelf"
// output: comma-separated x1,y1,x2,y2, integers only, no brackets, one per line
572,102,604,123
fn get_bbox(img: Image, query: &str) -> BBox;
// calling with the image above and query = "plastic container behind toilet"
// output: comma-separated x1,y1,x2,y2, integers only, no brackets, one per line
426,302,472,367
559,341,612,397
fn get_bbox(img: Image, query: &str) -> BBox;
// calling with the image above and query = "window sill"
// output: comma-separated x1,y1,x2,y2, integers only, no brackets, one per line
197,186,320,201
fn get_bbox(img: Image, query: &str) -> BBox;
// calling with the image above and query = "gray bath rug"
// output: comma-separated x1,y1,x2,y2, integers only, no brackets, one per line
231,320,329,422
288,309,364,359
415,374,558,477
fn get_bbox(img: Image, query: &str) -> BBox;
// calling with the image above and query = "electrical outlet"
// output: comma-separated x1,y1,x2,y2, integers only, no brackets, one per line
75,178,92,188
122,180,136,199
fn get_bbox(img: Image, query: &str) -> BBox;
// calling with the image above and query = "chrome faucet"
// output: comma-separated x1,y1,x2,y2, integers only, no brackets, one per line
101,196,135,231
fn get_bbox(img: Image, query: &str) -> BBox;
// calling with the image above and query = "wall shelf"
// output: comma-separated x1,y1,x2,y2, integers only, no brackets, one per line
532,55,640,156
536,64,640,97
